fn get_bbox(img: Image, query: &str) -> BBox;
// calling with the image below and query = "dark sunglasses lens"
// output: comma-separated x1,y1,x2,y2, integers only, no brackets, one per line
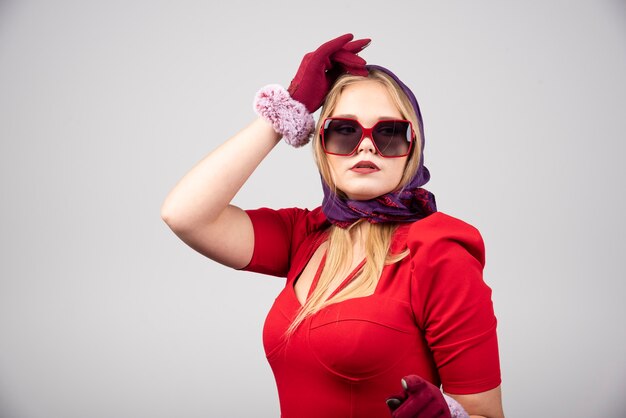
373,121,411,156
323,119,363,155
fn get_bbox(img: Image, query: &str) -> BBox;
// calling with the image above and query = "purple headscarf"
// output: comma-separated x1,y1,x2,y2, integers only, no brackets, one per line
321,65,437,228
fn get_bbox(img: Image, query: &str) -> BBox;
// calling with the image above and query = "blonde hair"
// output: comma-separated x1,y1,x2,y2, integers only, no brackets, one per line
286,70,424,336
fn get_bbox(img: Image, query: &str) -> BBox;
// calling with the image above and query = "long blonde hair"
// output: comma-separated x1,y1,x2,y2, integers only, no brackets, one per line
286,70,424,335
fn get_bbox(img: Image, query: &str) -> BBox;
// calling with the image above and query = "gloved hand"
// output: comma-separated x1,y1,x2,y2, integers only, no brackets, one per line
386,375,452,418
287,33,371,113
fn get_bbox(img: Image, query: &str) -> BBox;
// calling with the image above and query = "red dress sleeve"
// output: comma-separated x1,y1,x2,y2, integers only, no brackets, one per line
408,213,501,395
240,206,328,278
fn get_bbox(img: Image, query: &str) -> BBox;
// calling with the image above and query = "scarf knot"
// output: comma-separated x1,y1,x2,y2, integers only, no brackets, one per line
321,177,437,228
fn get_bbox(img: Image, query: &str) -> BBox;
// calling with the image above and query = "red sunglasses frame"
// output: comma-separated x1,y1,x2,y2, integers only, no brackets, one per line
320,117,415,158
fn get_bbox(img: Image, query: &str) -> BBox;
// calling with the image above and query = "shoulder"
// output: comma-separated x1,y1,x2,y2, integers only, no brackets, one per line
241,206,329,277
246,205,329,240
407,211,482,239
400,211,485,268
276,205,329,235
299,206,330,234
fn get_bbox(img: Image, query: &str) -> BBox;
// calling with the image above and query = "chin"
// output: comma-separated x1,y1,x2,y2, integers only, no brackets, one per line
344,189,386,201
333,175,402,201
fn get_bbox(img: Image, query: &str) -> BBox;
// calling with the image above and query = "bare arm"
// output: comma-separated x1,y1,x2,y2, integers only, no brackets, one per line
161,35,371,269
160,117,281,269
446,385,504,418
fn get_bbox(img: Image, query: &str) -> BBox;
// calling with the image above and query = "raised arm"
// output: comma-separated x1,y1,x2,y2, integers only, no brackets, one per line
161,34,370,269
160,117,280,269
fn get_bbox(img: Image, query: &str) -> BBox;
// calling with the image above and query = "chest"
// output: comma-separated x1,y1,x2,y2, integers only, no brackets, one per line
262,256,434,381
292,241,368,306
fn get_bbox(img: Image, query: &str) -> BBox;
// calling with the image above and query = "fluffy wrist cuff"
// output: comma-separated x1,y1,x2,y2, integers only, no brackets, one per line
253,84,315,148
442,394,470,418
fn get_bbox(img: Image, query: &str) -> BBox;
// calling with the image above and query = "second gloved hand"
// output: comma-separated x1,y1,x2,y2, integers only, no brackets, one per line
386,375,453,418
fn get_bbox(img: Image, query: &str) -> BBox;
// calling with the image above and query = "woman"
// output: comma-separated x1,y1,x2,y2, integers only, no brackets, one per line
161,34,504,418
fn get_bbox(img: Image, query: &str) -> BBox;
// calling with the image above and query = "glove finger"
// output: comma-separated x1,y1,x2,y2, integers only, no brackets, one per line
402,375,429,394
392,398,430,418
401,376,452,418
385,397,403,412
385,381,410,413
332,51,368,77
314,33,354,56
339,64,369,77
342,38,371,53
386,389,408,403
331,49,366,67
400,383,431,406
324,64,345,87
332,60,366,76
334,57,369,72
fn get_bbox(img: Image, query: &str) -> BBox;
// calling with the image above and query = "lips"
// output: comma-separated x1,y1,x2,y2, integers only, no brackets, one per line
350,160,380,174
351,160,380,170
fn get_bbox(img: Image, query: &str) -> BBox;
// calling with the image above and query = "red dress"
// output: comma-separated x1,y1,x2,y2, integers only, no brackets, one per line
242,207,501,418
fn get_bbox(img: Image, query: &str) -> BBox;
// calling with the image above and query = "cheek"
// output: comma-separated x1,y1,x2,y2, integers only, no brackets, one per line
389,161,408,185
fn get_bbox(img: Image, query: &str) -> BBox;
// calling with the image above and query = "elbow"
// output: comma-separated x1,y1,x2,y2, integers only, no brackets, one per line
160,204,174,227
160,199,211,235
160,200,186,232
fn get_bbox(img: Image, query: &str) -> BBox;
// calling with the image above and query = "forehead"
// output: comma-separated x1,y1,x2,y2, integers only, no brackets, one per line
331,80,403,124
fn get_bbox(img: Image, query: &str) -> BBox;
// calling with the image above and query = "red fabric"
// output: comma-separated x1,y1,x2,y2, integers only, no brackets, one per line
287,33,370,113
242,207,501,418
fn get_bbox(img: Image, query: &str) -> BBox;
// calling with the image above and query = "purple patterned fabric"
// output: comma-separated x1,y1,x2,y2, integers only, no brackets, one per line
321,174,436,228
321,65,437,227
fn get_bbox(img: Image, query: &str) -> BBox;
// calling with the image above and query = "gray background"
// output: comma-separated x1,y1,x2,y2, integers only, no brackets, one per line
1,0,625,417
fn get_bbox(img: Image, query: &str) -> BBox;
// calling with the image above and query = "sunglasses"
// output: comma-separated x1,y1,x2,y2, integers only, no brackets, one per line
320,117,415,158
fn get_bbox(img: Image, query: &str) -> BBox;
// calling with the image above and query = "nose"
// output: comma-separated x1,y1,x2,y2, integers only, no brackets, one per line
357,135,377,154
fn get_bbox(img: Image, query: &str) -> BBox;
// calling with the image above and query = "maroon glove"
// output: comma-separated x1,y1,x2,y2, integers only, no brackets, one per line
386,375,452,418
287,33,371,113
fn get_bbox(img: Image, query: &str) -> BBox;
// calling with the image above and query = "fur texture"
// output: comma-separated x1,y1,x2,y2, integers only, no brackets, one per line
254,84,315,148
443,394,470,418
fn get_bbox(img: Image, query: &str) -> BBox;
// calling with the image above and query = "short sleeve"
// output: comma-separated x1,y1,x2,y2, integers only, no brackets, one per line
240,206,328,278
409,213,501,394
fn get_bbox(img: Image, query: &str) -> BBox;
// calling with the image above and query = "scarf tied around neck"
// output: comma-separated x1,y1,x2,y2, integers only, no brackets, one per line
321,171,437,228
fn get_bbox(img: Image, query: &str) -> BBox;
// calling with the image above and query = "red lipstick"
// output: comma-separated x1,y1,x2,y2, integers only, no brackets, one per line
351,160,380,174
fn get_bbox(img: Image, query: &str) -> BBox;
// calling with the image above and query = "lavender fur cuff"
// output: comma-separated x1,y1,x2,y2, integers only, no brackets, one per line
253,84,315,148
443,394,470,418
